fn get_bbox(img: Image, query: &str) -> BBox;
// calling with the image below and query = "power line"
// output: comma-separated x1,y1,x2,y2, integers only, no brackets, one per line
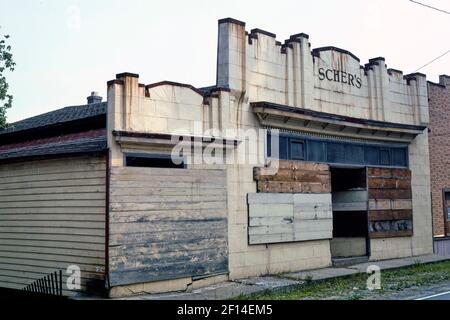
414,49,450,72
409,0,450,15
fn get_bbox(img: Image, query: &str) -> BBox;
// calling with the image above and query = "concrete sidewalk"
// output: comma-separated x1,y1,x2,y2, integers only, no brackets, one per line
119,254,450,300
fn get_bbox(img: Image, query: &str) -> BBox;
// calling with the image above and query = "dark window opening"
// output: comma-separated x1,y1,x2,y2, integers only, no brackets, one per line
445,191,450,220
125,154,185,169
279,136,288,160
380,149,391,166
392,148,407,167
307,140,326,162
290,140,305,160
330,167,367,191
332,211,368,238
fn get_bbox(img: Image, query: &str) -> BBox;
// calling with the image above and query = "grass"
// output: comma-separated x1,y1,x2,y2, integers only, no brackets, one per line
235,260,450,300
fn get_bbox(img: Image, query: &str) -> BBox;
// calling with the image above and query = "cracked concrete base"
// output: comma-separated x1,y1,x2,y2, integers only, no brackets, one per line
109,254,450,300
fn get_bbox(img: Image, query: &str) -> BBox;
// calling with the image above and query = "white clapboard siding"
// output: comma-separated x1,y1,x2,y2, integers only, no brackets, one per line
109,166,228,287
248,193,333,245
0,155,106,296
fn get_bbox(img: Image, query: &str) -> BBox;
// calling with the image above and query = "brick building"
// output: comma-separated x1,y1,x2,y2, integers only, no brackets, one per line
428,75,450,254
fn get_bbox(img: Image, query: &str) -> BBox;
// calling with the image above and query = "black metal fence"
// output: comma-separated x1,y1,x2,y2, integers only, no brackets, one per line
23,270,63,297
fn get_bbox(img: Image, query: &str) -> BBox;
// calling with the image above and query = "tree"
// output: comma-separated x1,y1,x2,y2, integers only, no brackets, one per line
0,27,15,129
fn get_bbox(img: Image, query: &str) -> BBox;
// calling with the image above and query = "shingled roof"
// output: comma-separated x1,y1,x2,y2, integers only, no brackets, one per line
0,102,108,162
0,102,107,136
0,135,107,161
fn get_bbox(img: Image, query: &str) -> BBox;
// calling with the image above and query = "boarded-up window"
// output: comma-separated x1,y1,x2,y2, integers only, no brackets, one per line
367,167,413,238
247,193,333,244
108,167,228,286
251,160,332,244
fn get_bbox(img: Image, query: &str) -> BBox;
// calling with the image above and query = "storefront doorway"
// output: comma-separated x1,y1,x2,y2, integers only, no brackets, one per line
330,166,370,263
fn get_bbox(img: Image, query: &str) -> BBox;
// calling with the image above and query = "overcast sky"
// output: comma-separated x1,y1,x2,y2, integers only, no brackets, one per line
1,0,449,122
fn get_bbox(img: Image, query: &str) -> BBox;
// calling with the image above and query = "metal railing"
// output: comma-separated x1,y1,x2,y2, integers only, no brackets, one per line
23,270,63,297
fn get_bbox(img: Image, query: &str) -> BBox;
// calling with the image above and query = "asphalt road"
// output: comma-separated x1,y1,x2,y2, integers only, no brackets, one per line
417,291,450,300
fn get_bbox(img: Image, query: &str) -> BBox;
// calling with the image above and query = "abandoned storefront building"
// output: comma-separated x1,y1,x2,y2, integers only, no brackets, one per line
428,75,450,254
0,18,433,297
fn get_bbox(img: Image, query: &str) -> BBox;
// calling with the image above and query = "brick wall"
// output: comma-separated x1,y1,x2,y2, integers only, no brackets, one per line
428,75,450,237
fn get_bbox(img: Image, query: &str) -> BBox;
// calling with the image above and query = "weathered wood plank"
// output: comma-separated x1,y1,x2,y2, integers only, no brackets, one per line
109,238,227,258
111,201,226,212
369,219,413,232
369,199,413,211
275,161,329,171
110,209,227,223
369,210,413,221
109,227,227,247
109,167,228,285
247,192,333,245
111,194,226,204
110,247,227,271
254,161,331,194
368,188,412,200
110,180,225,189
108,256,228,287
368,178,411,190
249,230,332,245
368,167,411,179
257,181,331,193
110,187,226,197
110,219,226,235
370,230,413,239
391,199,413,210
254,168,330,183
111,166,225,177
248,193,293,204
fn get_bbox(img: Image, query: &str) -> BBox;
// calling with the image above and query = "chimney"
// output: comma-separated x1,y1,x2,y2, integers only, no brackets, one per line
87,91,102,104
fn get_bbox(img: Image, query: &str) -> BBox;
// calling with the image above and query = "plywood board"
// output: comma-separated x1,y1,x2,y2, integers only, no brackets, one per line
108,167,228,286
248,193,332,245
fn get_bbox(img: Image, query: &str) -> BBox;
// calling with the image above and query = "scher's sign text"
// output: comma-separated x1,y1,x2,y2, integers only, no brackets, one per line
318,67,362,88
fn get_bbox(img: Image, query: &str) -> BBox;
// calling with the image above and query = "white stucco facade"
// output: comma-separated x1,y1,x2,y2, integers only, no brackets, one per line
105,18,433,295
